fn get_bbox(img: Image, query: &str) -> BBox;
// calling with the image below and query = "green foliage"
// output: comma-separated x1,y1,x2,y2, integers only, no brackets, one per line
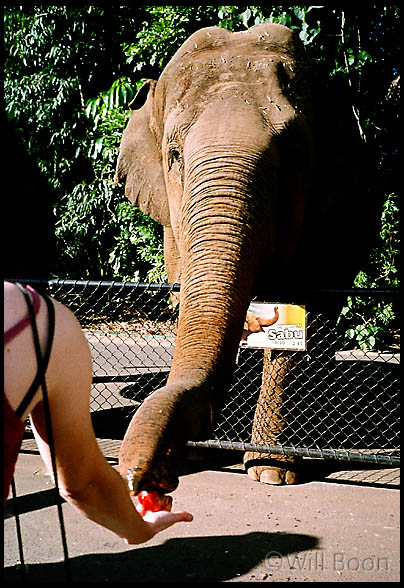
108,203,165,282
4,6,399,342
338,193,399,351
84,77,135,128
4,5,166,281
56,81,165,281
123,6,217,72
217,5,323,45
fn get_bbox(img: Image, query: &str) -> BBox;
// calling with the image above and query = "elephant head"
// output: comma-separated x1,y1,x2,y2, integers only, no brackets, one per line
115,24,372,494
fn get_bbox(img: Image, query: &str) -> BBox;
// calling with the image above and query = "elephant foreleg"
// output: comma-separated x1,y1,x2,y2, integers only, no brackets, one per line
244,350,303,484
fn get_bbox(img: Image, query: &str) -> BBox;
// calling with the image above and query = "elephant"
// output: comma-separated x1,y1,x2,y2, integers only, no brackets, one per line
241,307,279,342
115,23,377,493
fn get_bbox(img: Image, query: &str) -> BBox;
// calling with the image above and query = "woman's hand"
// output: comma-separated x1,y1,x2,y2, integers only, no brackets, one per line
141,508,193,537
124,502,193,544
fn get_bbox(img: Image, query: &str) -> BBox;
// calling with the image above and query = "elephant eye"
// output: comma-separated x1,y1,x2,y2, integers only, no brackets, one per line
167,146,183,171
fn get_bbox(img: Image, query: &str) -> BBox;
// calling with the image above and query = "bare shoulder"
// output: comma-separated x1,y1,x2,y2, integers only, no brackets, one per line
46,298,93,397
4,281,26,330
52,297,87,340
4,280,16,296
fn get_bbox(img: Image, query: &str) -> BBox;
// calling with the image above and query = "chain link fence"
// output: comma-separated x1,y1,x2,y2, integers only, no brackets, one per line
11,279,400,466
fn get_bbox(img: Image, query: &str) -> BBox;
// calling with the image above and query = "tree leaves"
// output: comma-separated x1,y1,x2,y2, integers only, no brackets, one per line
4,5,400,313
85,78,134,124
337,193,399,350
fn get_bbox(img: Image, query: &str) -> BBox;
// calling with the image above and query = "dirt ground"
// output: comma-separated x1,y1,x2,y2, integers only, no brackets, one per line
4,439,400,583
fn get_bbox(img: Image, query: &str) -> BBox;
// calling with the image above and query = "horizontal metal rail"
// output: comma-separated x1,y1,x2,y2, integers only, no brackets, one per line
6,277,400,297
187,440,400,466
6,277,181,292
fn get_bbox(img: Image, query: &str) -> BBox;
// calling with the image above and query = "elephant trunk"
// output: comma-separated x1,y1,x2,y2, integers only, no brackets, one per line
171,152,273,386
120,106,278,493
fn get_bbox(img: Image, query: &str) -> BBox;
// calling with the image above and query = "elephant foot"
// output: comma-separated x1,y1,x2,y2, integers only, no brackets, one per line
243,452,303,485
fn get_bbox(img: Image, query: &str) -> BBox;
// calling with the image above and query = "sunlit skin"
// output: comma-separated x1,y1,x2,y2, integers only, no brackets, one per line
4,281,192,545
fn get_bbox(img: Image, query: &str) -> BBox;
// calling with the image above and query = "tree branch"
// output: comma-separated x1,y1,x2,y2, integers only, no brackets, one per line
341,11,367,143
386,75,400,105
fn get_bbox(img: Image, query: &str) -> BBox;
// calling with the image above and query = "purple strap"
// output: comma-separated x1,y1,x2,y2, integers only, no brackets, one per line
4,285,41,345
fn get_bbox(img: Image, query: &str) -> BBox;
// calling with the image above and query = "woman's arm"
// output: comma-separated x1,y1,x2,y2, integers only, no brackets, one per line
30,300,192,544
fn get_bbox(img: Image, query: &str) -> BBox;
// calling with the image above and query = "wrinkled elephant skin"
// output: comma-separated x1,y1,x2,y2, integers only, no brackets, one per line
115,24,375,492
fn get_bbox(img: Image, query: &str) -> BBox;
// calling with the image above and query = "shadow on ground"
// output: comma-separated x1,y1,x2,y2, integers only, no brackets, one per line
4,530,319,582
91,405,135,439
180,450,400,489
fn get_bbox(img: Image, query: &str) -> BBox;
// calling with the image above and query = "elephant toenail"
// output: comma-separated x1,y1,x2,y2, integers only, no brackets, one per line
247,467,260,481
285,470,300,484
260,469,283,485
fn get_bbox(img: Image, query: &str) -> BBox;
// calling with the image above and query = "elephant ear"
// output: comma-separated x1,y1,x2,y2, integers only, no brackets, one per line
115,79,170,226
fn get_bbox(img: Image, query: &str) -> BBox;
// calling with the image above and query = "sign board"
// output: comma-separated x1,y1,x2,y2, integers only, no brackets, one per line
240,302,306,351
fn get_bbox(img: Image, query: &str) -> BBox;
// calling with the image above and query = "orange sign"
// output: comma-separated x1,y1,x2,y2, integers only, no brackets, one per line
240,302,306,351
